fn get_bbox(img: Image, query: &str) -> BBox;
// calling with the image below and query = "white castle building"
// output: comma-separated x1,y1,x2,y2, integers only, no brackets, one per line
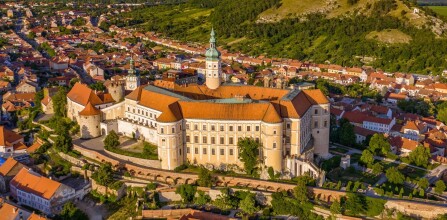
66,29,330,178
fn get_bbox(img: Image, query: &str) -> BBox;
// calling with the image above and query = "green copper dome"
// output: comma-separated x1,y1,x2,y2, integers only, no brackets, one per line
206,28,221,61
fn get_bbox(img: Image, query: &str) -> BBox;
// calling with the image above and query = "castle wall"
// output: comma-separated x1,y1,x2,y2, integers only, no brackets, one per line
261,122,283,172
117,118,158,144
311,104,330,158
101,101,125,120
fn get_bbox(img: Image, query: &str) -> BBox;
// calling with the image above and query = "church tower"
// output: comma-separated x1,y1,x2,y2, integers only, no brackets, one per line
205,28,221,90
125,57,140,91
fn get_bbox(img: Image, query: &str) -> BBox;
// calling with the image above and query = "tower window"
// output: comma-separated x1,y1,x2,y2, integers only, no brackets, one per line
220,149,225,155
203,148,207,155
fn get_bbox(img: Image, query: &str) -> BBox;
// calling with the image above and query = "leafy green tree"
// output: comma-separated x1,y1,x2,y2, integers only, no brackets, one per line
175,184,197,203
104,130,120,149
91,162,115,186
408,146,431,167
368,134,390,156
27,31,36,39
197,167,214,187
418,178,429,190
371,162,383,175
365,197,385,217
339,121,356,147
435,180,446,194
345,193,365,216
293,179,310,203
237,138,259,176
52,87,67,118
437,107,447,124
53,120,72,153
56,202,88,220
330,200,342,214
385,167,405,185
360,149,375,166
213,188,238,211
194,190,211,206
239,192,258,217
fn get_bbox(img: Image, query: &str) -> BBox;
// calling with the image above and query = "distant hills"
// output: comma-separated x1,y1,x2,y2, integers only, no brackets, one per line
120,0,447,74
418,0,447,6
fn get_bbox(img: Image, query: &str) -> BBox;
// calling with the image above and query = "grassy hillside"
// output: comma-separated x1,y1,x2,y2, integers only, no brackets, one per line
117,0,447,74
428,6,447,16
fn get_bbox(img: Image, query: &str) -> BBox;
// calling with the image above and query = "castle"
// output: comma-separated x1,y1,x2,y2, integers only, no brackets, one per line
66,29,330,178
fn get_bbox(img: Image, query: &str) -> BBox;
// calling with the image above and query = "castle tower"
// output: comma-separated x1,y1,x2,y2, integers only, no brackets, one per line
125,56,140,91
205,28,221,90
79,102,101,139
107,81,125,102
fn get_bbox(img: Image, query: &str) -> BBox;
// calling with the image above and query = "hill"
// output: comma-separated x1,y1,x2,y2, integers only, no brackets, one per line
117,0,447,74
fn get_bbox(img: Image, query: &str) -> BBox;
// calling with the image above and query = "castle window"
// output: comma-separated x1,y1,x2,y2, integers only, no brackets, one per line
229,137,234,145
286,123,291,129
273,130,276,135
146,112,148,116
195,148,198,154
229,149,234,156
324,121,328,128
179,149,182,155
194,124,198,130
186,136,190,143
314,109,318,114
220,137,224,145
162,139,166,146
211,125,215,131
186,124,190,130
202,136,207,144
194,136,199,143
220,125,225,131
161,128,164,134
187,147,190,154
255,137,259,143
255,126,259,131
212,148,215,155
172,127,175,133
211,137,215,144
127,107,130,111
203,148,207,155
138,109,140,114
273,142,277,148
285,137,290,144
238,126,242,131
202,125,207,131
229,126,233,131
220,149,225,155
247,126,251,132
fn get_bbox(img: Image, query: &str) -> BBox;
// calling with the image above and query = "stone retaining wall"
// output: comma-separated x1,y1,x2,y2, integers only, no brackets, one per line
104,149,161,168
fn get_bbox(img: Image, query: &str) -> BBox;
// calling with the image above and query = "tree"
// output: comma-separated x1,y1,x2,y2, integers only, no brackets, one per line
418,178,429,190
408,146,431,167
437,107,447,124
197,167,214,187
330,200,342,214
34,90,44,111
175,184,197,203
293,179,310,203
194,190,211,206
365,197,385,217
371,162,383,175
339,121,356,147
213,188,238,211
237,138,259,176
345,193,365,216
360,149,375,166
104,130,120,149
91,162,115,186
27,31,36,39
435,180,446,194
368,134,390,156
239,192,258,217
385,167,405,185
53,120,72,153
52,87,67,118
56,202,88,220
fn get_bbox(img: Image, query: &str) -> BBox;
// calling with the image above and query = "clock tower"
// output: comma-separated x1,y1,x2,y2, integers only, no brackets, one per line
125,56,140,91
205,28,221,90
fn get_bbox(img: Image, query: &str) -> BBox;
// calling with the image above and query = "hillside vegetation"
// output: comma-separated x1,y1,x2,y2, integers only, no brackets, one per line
116,0,447,74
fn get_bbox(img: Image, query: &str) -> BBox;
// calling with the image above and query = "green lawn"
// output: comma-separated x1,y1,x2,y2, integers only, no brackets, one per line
428,6,447,16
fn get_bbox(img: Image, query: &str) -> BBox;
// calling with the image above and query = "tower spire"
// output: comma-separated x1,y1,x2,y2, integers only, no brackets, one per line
210,27,216,48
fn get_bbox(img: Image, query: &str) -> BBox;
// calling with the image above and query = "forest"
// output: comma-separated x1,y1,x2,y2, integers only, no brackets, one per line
114,0,447,74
